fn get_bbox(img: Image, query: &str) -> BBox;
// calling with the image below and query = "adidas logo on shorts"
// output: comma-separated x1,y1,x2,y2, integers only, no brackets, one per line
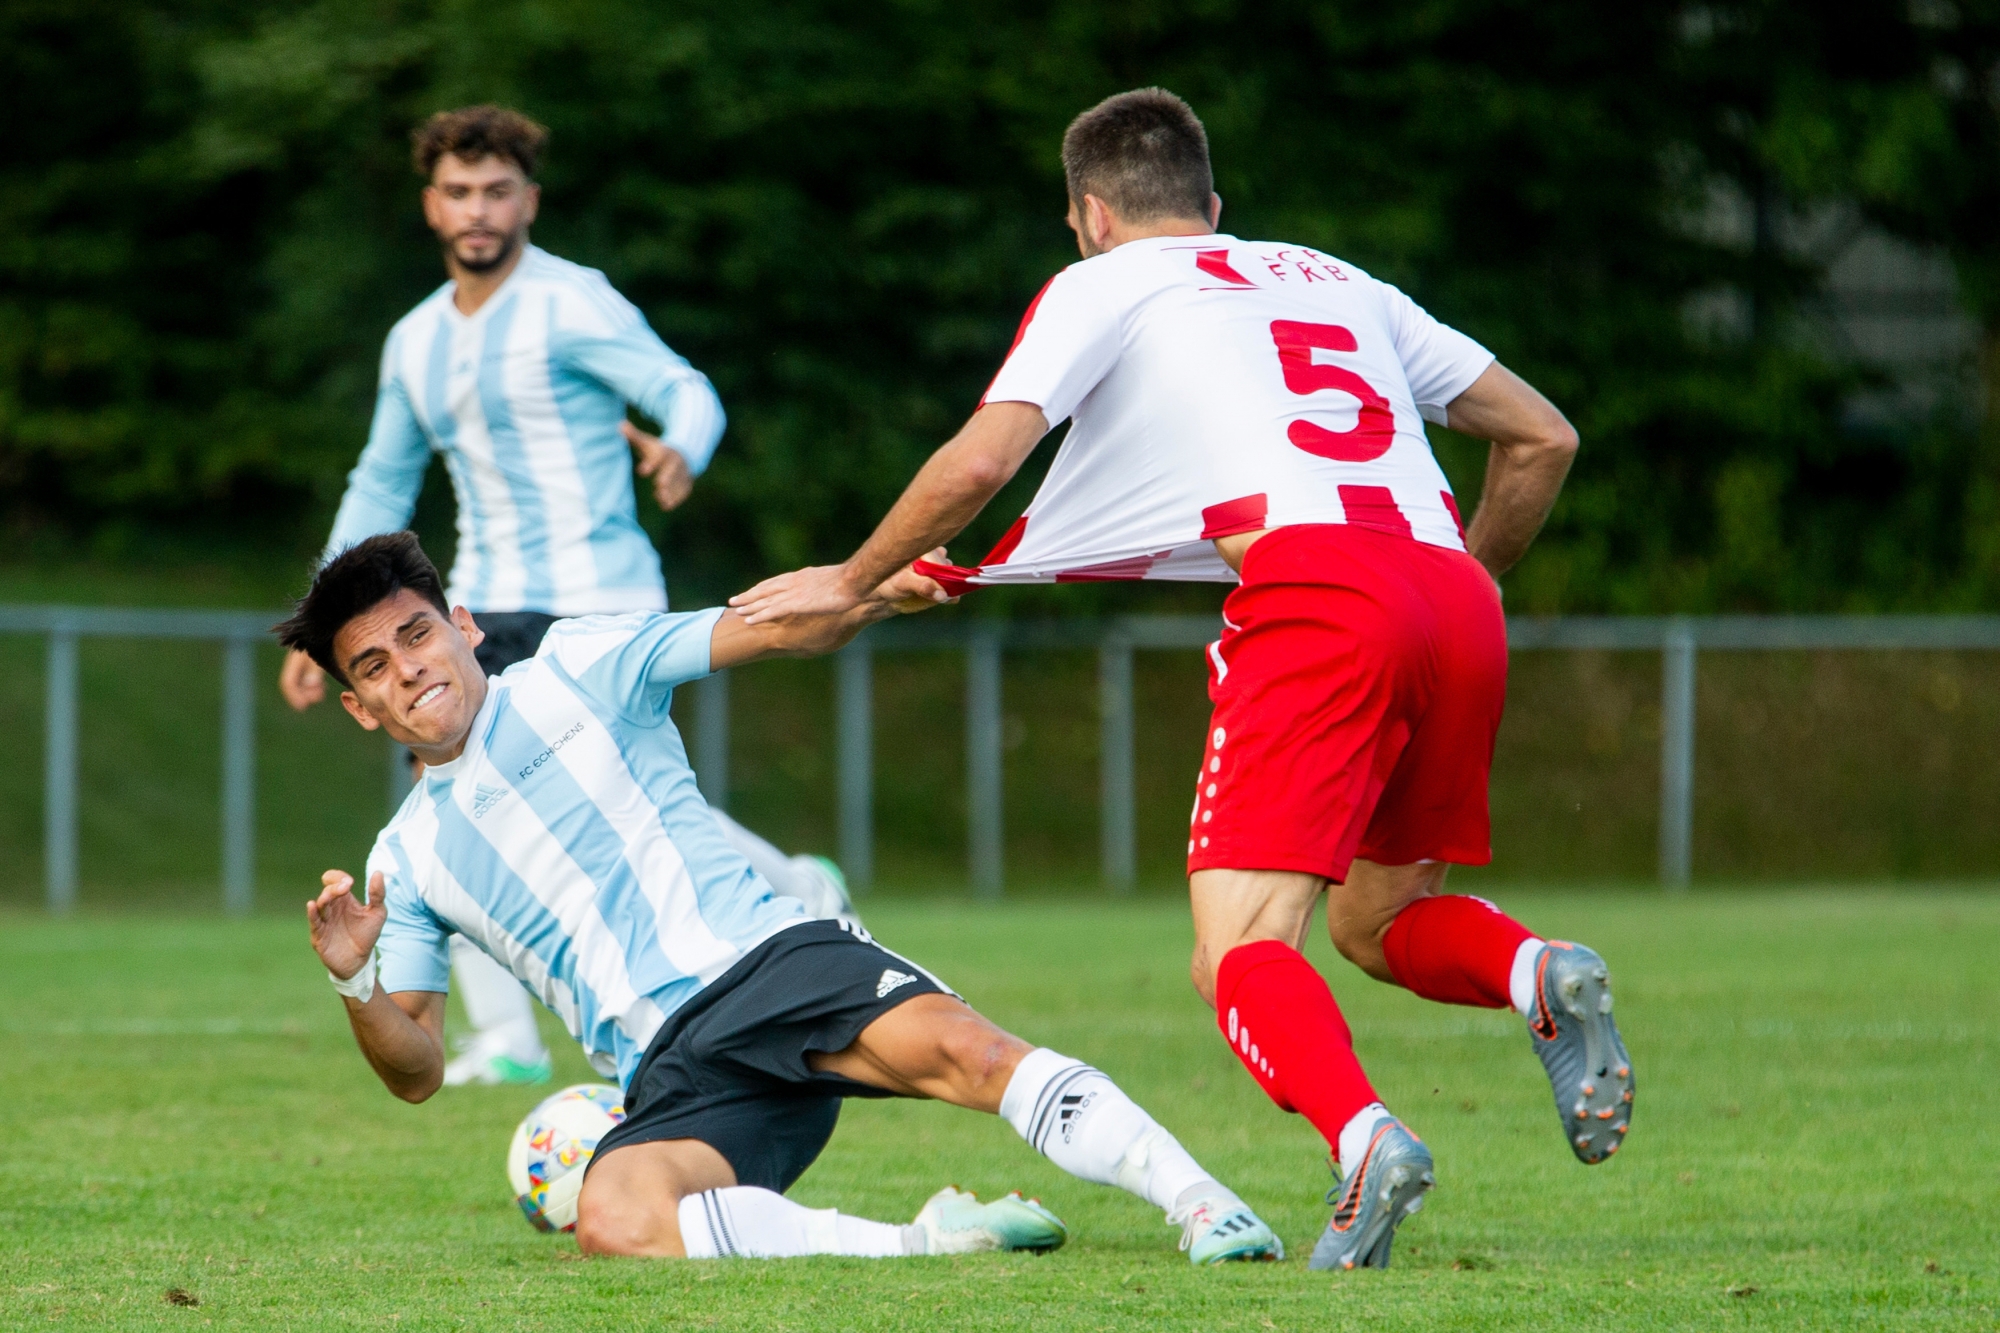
876,968,917,999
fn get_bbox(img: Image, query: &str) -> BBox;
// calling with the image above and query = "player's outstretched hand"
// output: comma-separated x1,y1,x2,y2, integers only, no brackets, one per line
734,552,955,626
308,870,387,981
623,421,694,512
280,648,326,711
876,550,957,615
729,564,863,625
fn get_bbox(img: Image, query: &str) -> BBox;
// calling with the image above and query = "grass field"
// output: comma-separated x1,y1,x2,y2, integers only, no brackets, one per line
3,888,1995,1330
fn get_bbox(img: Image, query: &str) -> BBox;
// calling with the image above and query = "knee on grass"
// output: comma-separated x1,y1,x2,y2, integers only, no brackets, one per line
574,1190,687,1258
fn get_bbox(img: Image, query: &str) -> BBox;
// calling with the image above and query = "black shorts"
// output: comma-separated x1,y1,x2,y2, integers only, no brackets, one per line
590,919,953,1193
472,611,562,675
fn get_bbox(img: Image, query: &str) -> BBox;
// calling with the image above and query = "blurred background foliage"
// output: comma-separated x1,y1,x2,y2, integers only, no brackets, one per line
5,0,2000,612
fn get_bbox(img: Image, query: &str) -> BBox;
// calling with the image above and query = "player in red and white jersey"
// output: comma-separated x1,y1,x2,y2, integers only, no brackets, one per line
736,88,1633,1272
921,227,1487,588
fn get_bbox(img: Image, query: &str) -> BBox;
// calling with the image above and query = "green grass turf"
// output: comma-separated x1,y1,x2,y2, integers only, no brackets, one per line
1,888,1994,1330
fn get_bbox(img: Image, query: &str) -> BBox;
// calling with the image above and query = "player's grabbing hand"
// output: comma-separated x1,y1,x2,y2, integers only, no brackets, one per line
307,869,386,982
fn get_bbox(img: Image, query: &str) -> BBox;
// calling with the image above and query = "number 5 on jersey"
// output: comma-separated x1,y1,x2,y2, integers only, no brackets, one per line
1270,320,1395,463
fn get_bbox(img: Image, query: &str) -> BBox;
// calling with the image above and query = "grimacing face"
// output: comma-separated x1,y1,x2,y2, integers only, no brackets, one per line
421,153,539,274
333,589,488,756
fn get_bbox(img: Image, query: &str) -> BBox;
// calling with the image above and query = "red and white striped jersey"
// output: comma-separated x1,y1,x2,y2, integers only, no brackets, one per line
927,234,1493,590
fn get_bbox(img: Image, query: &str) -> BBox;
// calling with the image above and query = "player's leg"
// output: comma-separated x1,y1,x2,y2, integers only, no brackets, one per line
578,1136,957,1259
812,992,1281,1263
1188,868,1431,1271
1184,528,1457,1269
442,934,553,1086
711,809,856,924
1332,544,1633,1164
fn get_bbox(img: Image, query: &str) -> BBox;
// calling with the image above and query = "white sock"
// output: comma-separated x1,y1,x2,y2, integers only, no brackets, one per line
999,1048,1229,1212
676,1187,914,1258
449,936,548,1063
1337,1102,1394,1170
1509,938,1548,1018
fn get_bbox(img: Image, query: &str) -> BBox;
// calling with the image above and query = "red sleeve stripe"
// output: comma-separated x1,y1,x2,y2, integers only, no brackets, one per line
978,274,1060,408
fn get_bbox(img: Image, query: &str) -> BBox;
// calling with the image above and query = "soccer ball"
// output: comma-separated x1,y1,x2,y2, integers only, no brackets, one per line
507,1083,626,1233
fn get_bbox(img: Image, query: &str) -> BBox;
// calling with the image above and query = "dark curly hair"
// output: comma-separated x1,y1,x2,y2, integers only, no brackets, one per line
411,104,549,180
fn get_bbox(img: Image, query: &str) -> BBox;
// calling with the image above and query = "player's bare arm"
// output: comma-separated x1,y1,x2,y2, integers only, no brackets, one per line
307,868,447,1102
731,184,1222,628
730,402,1048,624
1445,362,1579,578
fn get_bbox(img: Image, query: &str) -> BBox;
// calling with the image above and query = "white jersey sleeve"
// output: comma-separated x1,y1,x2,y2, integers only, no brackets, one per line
536,608,724,723
1376,282,1494,425
981,267,1125,425
323,331,433,563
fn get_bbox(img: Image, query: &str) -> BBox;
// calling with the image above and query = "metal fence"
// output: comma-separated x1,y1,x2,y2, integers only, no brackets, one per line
0,606,270,916
6,605,1999,912
754,613,2000,895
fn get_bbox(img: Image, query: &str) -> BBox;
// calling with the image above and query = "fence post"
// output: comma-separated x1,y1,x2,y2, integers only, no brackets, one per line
836,640,874,890
221,635,257,916
695,670,730,812
44,627,78,915
966,627,1004,898
1658,618,1697,889
1098,629,1135,893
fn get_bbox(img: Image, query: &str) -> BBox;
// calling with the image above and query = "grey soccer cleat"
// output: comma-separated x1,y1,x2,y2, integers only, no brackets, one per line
1308,1120,1434,1272
1528,940,1634,1164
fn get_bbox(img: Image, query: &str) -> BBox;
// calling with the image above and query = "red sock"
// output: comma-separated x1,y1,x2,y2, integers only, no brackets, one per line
1215,941,1379,1160
1381,895,1535,1009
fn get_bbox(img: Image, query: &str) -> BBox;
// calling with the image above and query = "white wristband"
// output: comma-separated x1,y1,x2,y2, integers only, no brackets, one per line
329,950,378,1003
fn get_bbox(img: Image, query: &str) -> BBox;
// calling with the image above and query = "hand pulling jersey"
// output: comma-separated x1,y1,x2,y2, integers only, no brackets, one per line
326,246,726,617
925,235,1493,590
368,610,806,1085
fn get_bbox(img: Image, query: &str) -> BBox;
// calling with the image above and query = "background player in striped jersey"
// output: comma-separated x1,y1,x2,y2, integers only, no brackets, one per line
286,532,1280,1264
734,88,1633,1271
277,105,847,1086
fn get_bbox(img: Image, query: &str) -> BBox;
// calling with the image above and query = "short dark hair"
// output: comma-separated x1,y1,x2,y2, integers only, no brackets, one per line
274,532,449,686
411,105,549,180
1061,88,1213,224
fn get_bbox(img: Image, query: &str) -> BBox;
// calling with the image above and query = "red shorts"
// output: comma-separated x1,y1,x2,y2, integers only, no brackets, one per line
1186,524,1507,882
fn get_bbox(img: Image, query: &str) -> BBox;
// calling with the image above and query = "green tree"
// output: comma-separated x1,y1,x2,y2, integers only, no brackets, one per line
4,0,1992,612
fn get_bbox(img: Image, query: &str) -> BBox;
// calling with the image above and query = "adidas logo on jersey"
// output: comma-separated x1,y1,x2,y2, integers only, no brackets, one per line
471,784,508,819
876,969,917,999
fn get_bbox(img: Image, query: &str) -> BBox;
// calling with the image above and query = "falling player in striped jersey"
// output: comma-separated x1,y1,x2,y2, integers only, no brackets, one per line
277,105,847,1086
735,88,1634,1270
286,532,1280,1264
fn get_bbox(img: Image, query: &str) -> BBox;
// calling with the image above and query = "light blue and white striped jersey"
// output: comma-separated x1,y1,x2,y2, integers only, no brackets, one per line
326,246,726,617
368,610,806,1084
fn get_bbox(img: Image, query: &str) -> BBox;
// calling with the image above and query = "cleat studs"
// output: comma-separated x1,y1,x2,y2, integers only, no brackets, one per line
1596,1109,1615,1120
1622,1090,1633,1103
1581,1083,1596,1096
1615,1123,1628,1134
1616,1066,1630,1078
1575,1135,1590,1148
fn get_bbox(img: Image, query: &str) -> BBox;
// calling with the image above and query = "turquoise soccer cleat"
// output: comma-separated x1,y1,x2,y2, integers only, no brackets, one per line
911,1186,1068,1255
1171,1193,1284,1265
